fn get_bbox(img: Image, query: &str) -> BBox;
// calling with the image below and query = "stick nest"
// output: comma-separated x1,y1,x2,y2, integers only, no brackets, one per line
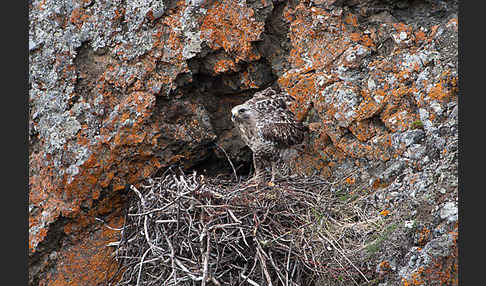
111,168,378,286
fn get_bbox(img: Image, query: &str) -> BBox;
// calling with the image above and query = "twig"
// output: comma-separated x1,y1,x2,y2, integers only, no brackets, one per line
201,232,211,286
268,250,285,285
319,230,369,283
240,273,261,286
136,248,150,286
114,168,378,286
162,225,177,284
214,143,238,182
256,241,273,286
95,217,125,231
130,185,146,207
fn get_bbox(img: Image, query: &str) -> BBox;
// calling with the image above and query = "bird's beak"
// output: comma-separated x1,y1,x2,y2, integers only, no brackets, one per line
231,109,238,121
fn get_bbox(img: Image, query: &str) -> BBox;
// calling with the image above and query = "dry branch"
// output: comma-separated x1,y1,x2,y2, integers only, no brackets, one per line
111,168,378,285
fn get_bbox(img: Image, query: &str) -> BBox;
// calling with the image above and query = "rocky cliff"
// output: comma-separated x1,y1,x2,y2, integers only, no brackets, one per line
29,0,458,285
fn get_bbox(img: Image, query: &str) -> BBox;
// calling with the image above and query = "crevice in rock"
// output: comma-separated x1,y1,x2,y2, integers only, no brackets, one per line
28,217,69,286
180,53,278,97
150,8,290,171
386,0,457,27
188,145,253,178
346,0,457,28
255,0,292,78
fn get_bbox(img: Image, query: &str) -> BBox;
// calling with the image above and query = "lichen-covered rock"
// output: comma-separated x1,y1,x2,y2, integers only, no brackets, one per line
29,0,458,284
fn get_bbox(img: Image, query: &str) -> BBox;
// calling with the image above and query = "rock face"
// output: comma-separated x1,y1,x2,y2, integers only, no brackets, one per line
29,0,458,285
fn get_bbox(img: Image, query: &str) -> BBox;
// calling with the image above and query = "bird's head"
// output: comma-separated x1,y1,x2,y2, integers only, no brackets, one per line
231,104,255,123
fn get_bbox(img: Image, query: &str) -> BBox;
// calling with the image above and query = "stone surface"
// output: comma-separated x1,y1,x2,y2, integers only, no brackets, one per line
29,0,458,285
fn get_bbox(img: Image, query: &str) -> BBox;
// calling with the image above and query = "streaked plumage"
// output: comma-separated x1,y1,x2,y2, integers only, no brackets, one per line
231,87,308,183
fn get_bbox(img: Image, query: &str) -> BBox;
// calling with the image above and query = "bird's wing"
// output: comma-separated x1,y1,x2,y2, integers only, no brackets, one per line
260,112,307,146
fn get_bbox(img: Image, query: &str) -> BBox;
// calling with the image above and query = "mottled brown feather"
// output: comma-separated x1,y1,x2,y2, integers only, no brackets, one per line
231,87,308,181
261,121,307,147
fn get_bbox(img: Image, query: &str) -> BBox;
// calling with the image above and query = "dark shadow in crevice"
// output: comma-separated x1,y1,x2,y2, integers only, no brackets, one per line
28,217,69,286
187,145,253,179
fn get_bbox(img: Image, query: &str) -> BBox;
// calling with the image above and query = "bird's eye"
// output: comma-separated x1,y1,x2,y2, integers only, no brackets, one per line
239,108,247,113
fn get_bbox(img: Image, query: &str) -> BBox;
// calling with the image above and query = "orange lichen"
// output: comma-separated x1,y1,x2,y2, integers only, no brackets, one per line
417,227,430,247
70,7,91,29
200,1,265,63
379,260,391,272
380,209,390,216
344,13,358,27
99,171,115,188
345,177,355,185
382,110,419,133
350,32,361,42
113,7,125,21
414,30,426,44
349,120,377,142
360,34,375,48
112,183,125,191
86,174,98,185
372,178,390,190
92,189,101,200
428,74,457,102
44,215,124,286
240,70,260,89
446,18,458,32
356,89,382,121
284,3,351,71
408,267,425,285
213,58,237,73
393,23,412,34
403,227,458,286
282,74,316,121
38,0,46,10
